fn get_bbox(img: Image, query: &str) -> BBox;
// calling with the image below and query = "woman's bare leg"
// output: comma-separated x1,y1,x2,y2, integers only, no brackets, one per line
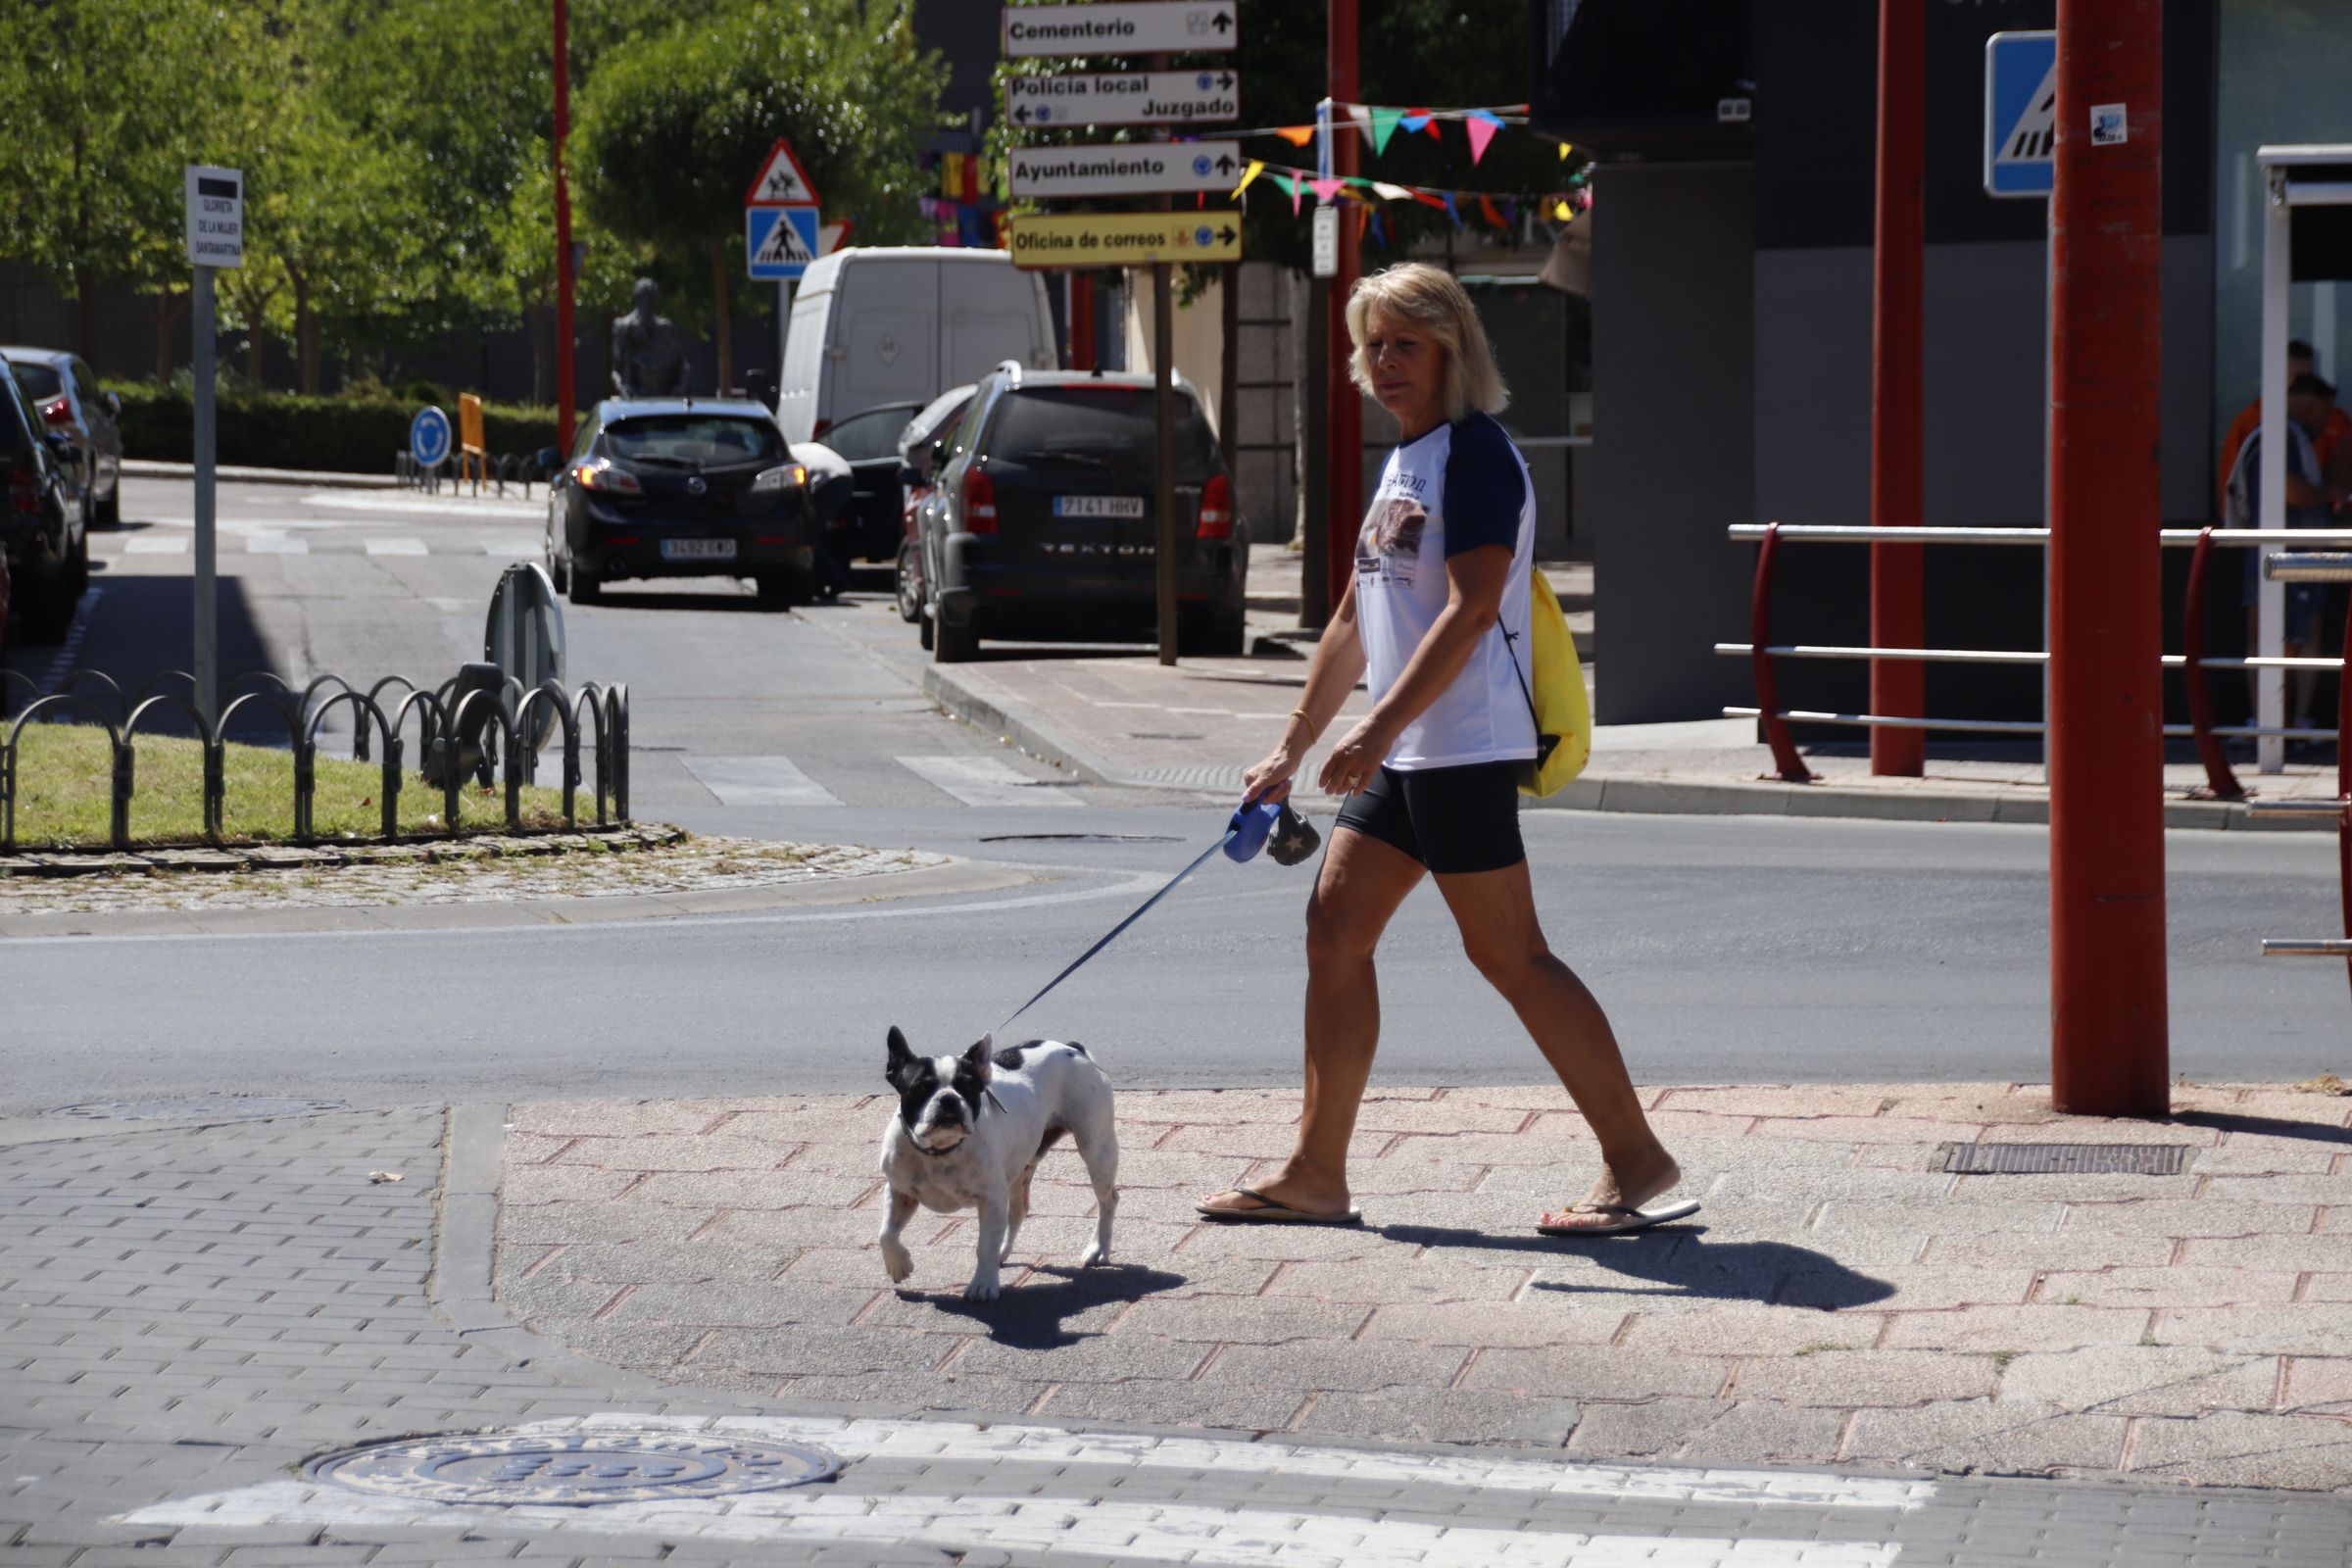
1199,826,1423,1217
1433,858,1680,1219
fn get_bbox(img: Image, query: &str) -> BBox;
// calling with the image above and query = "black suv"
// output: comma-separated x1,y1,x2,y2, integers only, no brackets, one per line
0,358,84,643
911,363,1246,662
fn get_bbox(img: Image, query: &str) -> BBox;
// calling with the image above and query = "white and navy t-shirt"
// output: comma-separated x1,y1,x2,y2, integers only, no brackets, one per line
1352,412,1538,771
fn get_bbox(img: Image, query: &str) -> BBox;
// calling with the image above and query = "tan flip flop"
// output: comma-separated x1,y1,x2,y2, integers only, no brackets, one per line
1535,1199,1701,1238
1197,1188,1364,1226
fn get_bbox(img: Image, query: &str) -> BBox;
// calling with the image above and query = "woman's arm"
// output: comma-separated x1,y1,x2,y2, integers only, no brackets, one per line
1240,579,1369,804
1315,544,1510,795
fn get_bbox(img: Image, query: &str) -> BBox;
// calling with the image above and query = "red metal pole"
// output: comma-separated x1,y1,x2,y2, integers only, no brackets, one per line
553,0,577,453
2048,0,2168,1117
1070,273,1096,371
1751,523,1815,783
1869,0,1926,776
2181,528,2245,801
2337,591,2352,1006
1324,0,1361,618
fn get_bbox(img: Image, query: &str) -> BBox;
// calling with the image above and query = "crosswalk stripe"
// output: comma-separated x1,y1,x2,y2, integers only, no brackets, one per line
364,537,428,557
123,535,187,555
482,537,542,557
681,755,845,807
244,532,310,555
896,754,1076,808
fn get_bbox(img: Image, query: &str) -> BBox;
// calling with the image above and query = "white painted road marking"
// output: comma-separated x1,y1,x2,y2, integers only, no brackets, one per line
364,537,428,557
897,753,1076,808
482,537,541,557
302,491,543,519
123,535,187,555
243,532,309,555
681,755,845,808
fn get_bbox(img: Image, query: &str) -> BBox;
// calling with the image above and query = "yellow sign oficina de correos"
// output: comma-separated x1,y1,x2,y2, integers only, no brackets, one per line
1006,210,1243,270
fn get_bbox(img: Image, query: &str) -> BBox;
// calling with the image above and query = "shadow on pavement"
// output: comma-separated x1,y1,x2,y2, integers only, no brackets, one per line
1382,1222,1897,1310
2171,1108,2352,1147
3,572,281,742
904,1260,1186,1349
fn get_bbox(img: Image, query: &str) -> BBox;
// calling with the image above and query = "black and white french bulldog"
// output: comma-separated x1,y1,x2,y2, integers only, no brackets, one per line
878,1026,1118,1300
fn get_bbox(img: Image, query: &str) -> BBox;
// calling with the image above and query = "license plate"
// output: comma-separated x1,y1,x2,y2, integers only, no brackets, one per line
660,538,736,561
1054,495,1145,518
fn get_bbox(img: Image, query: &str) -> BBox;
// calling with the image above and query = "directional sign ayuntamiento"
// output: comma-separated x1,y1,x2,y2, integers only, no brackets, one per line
1006,69,1238,128
747,208,821,281
1002,1,1236,58
1007,211,1241,270
1009,140,1243,200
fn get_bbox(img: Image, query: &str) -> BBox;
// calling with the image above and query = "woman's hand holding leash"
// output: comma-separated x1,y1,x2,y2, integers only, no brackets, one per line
1317,714,1396,797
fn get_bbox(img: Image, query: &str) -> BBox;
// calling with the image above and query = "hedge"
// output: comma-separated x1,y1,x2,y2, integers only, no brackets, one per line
105,383,562,475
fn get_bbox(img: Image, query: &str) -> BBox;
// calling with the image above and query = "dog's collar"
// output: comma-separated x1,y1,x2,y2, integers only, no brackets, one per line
902,1087,1008,1157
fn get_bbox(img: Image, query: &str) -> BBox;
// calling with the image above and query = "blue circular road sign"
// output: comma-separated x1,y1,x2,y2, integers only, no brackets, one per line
410,406,452,468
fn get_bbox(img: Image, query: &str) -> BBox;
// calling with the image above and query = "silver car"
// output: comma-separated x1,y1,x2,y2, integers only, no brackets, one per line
1,348,122,528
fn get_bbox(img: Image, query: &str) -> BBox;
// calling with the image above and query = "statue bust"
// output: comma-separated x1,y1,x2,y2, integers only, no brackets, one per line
610,277,692,397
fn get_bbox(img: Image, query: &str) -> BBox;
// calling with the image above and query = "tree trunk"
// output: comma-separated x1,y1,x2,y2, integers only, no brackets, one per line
292,274,320,396
152,290,188,383
710,235,732,395
530,301,550,407
74,263,98,365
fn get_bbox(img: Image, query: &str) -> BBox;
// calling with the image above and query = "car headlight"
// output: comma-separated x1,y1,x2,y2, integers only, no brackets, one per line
753,464,808,495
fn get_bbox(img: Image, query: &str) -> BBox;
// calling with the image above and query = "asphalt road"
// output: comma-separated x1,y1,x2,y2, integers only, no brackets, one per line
1,478,2341,1117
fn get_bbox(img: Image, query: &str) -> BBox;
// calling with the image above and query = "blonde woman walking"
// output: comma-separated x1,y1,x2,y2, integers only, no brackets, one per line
1196,263,1691,1238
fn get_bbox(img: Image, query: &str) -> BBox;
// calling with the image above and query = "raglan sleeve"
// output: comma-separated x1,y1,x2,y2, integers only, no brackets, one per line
1441,416,1526,558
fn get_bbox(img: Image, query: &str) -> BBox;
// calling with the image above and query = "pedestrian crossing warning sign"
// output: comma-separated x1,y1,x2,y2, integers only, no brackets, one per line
745,139,821,208
1984,30,2056,199
747,208,821,280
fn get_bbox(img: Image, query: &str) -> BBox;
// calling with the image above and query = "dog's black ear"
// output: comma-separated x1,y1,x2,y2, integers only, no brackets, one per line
963,1034,995,1083
886,1026,914,1082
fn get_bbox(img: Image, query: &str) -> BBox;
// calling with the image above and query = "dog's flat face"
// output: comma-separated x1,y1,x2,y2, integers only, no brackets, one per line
886,1027,992,1153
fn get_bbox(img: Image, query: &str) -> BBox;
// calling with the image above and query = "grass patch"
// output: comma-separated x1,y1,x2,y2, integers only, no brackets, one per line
6,722,573,848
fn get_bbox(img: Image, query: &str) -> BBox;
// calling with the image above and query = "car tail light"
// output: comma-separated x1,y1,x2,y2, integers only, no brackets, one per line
962,466,998,533
574,459,641,494
1196,473,1234,540
39,397,72,426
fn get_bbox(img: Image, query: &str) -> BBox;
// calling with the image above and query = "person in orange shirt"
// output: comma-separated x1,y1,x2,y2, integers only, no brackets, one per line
2219,339,2352,515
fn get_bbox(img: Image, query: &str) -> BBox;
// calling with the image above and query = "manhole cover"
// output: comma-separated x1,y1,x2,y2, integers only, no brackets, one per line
978,833,1182,844
307,1430,842,1505
50,1095,351,1123
1939,1142,2190,1176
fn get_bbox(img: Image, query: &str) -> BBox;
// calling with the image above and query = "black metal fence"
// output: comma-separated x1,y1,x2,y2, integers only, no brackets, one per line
393,452,541,498
0,668,629,853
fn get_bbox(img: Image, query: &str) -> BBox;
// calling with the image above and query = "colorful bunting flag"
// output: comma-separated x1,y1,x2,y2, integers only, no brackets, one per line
1275,124,1315,147
1441,192,1463,230
1309,177,1345,204
1465,111,1501,165
1478,194,1505,228
1369,213,1388,250
1558,140,1574,161
1397,112,1430,137
1369,108,1400,155
1233,159,1264,199
1412,108,1442,141
1372,180,1414,202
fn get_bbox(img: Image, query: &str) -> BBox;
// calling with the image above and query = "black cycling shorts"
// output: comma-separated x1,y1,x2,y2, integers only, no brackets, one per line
1332,760,1525,875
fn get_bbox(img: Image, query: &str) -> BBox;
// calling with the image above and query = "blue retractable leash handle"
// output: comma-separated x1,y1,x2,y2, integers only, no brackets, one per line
994,798,1319,1033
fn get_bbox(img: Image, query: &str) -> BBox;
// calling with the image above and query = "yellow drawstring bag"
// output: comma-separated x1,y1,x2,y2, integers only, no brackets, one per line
1501,573,1591,798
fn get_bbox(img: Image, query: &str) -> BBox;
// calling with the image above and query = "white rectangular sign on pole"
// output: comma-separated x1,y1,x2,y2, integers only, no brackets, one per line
1005,69,1239,128
184,165,244,269
1002,1,1237,58
1009,140,1244,200
1310,204,1339,279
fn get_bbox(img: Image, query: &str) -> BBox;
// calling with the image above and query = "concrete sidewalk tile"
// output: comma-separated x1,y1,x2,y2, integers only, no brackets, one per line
689,1323,964,1376
515,1101,737,1137
548,1134,799,1172
2060,1199,2322,1235
1844,1399,2130,1474
1256,1257,1527,1304
954,1332,1207,1383
1358,1302,1626,1348
514,1240,789,1284
599,1280,880,1328
627,1171,875,1208
1292,1387,1582,1446
499,1167,644,1204
2036,1267,2302,1307
1946,1173,2198,1202
1780,1266,2031,1311
1617,1304,1881,1355
1923,1234,2177,1269
1996,1347,2280,1415
2175,1235,2352,1270
2190,1144,2338,1175
1663,1399,1851,1464
1156,1124,1394,1160
2300,1273,2352,1300
1093,1151,1259,1190
1732,1349,1997,1406
1750,1115,1967,1145
1459,1344,1729,1399
1881,1304,2153,1351
1655,1086,1904,1117
1112,1298,1368,1344
1199,1340,1468,1391
694,1205,897,1250
856,1286,1133,1336
1811,1198,2064,1237
2199,1173,2352,1203
1344,1098,1536,1134
1564,1395,1737,1456
1174,1221,1387,1261
1289,1157,1488,1196
2127,1410,2352,1489
2280,1355,2352,1411
1037,1379,1304,1431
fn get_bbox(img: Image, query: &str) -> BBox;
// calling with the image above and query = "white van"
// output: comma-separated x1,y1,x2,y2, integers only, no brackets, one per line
776,248,1057,443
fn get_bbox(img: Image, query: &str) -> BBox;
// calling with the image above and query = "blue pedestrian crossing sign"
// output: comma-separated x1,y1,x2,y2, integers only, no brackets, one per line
1984,30,2056,199
746,208,821,281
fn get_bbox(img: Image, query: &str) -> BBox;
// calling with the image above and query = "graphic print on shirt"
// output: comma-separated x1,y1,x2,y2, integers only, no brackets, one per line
1357,495,1428,589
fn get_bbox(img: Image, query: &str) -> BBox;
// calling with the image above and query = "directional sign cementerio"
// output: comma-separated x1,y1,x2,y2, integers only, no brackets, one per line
1005,69,1239,128
1006,211,1242,270
1002,1,1237,58
1008,140,1244,200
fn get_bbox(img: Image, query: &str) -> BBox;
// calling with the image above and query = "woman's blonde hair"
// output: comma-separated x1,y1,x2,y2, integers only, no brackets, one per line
1345,262,1509,424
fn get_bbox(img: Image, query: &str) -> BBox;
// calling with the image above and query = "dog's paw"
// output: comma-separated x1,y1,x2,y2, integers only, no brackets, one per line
881,1243,914,1284
1079,1242,1110,1268
961,1274,1002,1300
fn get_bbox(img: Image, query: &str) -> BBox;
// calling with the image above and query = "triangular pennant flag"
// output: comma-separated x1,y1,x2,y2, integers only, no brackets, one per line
1309,177,1345,204
1274,172,1299,215
1553,198,1575,221
1372,181,1414,202
1275,124,1315,147
1441,192,1463,230
1369,107,1400,155
1233,159,1263,198
1413,108,1442,141
1478,194,1505,228
1369,213,1388,250
1409,189,1446,211
1465,116,1500,165
1397,112,1430,136
1558,140,1574,161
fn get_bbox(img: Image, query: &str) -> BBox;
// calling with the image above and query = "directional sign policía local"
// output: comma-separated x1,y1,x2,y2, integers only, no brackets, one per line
1003,1,1236,58
1984,29,2057,199
1009,140,1244,200
746,207,822,281
184,166,244,269
1006,211,1241,270
1006,69,1238,128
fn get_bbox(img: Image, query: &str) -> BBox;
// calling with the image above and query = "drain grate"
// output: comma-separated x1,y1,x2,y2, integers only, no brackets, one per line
1939,1142,2190,1176
308,1430,842,1505
50,1095,351,1123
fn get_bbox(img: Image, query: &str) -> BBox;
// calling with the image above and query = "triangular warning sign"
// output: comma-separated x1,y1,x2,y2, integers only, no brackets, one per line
1996,63,2057,166
746,138,821,207
754,212,814,267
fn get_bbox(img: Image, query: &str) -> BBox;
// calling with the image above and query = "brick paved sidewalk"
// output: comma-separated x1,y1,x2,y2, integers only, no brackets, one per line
501,1080,2352,1490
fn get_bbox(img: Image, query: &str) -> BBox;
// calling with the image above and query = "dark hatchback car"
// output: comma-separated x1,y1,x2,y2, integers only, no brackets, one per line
811,399,924,565
540,399,844,607
1,348,122,527
0,358,84,643
912,365,1244,662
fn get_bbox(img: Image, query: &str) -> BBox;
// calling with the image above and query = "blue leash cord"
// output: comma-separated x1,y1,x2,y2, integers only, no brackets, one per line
995,824,1241,1033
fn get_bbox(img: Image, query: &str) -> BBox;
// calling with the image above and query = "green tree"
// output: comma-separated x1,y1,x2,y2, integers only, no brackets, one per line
574,0,945,390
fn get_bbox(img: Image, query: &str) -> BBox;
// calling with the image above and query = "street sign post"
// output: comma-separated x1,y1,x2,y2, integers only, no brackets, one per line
1002,1,1236,58
1006,211,1242,270
1009,140,1243,199
183,165,242,729
1984,29,2056,199
410,406,453,471
1005,69,1238,128
746,207,821,280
